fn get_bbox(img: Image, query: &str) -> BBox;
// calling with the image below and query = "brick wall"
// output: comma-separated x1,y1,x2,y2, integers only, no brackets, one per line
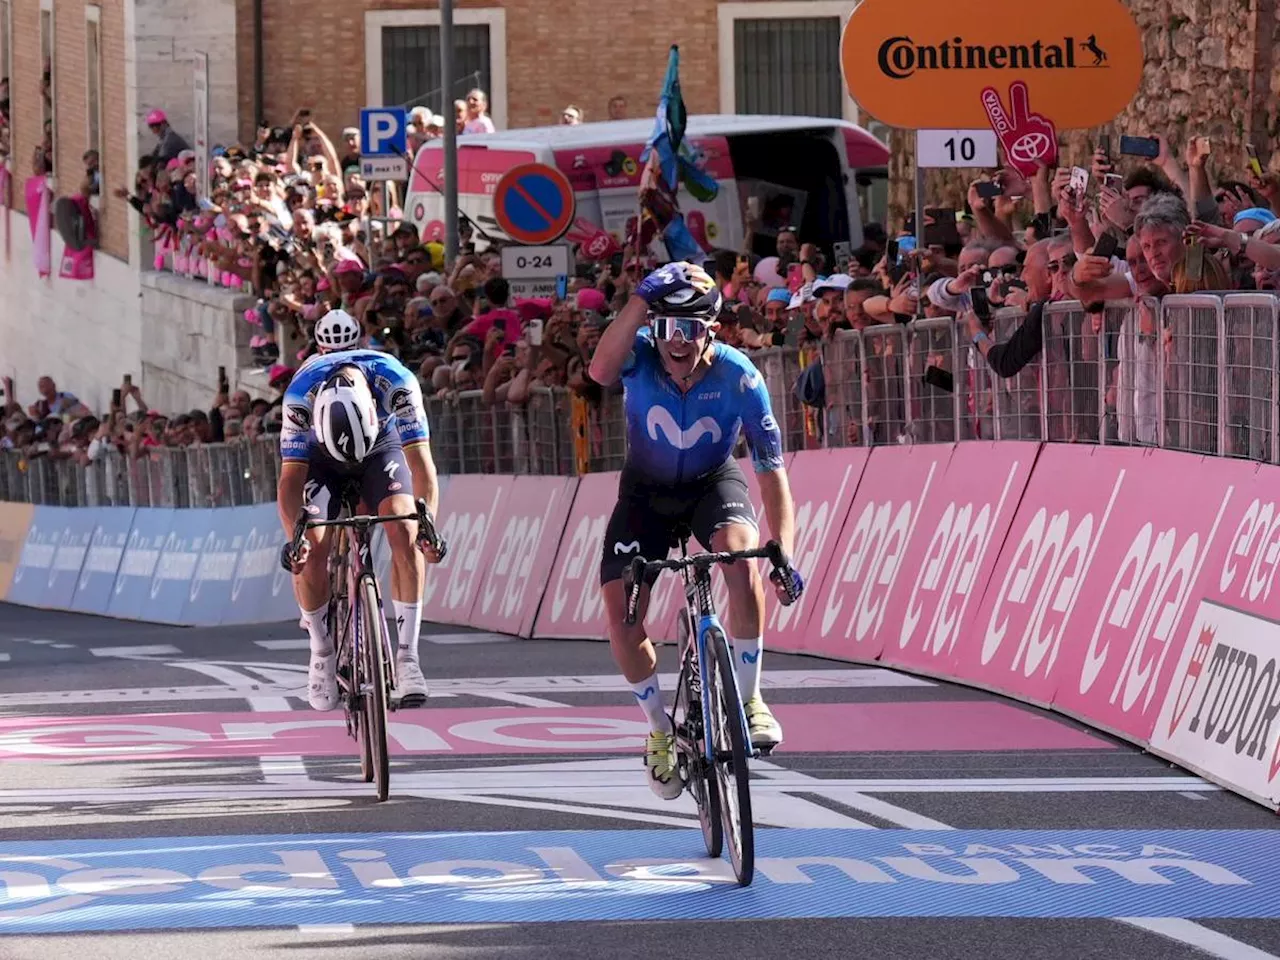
232,0,728,145
6,0,130,261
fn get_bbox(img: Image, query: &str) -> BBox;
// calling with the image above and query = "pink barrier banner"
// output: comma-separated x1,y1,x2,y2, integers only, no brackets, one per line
766,448,870,654
876,442,1038,676
420,474,512,625
951,446,1239,734
468,475,578,637
533,471,617,639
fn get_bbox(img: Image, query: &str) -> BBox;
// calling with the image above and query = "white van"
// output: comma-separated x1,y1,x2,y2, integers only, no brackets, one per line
403,114,890,261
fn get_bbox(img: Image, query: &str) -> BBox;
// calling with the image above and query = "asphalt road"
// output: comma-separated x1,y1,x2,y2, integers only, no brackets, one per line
0,604,1278,959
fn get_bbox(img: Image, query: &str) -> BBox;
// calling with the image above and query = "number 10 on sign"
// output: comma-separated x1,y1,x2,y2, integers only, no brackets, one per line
916,129,999,169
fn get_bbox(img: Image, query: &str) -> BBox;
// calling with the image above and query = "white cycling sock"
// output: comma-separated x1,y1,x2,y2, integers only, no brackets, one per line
630,674,672,733
392,600,423,661
301,603,332,657
732,635,763,700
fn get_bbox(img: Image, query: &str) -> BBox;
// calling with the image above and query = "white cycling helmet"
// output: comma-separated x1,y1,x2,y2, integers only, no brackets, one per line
313,367,379,464
314,308,361,352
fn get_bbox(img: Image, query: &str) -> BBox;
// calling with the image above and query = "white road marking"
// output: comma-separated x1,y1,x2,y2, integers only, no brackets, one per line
1180,791,1209,800
89,645,182,657
255,638,311,650
260,756,308,778
427,632,516,645
1116,918,1280,960
467,691,568,708
0,654,9,662
297,924,356,935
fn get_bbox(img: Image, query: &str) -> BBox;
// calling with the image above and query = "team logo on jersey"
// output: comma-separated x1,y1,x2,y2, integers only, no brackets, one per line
388,387,417,419
614,540,641,555
646,406,722,450
761,413,779,433
740,370,762,392
286,405,312,431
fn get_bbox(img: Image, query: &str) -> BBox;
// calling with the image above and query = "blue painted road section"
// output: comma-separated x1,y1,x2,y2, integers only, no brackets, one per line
2,829,1279,932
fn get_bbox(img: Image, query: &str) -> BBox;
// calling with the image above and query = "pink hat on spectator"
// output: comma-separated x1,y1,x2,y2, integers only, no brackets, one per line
145,109,167,126
753,256,784,287
334,258,364,275
575,288,608,313
316,277,331,292
166,158,182,171
268,365,295,387
516,298,553,322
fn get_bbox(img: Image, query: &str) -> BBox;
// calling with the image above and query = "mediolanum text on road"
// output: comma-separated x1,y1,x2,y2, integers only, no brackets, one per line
0,829,1274,932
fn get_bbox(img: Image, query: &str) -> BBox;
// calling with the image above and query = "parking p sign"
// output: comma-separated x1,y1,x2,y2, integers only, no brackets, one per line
360,107,407,157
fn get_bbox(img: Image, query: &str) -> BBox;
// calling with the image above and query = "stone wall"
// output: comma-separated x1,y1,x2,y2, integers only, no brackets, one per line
133,0,240,159
882,0,1280,227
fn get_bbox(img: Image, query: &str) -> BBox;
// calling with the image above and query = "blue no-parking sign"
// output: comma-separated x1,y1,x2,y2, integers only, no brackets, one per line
359,107,408,156
493,163,577,245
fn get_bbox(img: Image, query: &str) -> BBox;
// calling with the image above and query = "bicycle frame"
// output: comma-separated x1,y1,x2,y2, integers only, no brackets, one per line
677,547,752,767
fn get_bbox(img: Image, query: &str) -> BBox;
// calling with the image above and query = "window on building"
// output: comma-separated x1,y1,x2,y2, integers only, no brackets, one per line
733,17,843,118
86,9,101,161
40,2,55,171
0,0,11,161
381,24,492,119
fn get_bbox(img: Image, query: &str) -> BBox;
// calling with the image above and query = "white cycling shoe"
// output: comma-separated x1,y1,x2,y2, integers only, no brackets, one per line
308,653,339,711
644,729,684,800
391,656,428,707
744,696,783,749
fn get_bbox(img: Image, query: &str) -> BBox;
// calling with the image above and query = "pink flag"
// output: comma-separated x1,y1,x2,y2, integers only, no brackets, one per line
58,195,97,282
23,175,52,278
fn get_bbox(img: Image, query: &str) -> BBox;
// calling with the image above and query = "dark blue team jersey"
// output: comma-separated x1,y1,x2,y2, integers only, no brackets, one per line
620,329,785,485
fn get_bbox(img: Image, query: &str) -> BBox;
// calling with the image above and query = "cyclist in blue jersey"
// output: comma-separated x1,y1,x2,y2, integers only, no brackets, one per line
277,310,444,712
588,261,805,800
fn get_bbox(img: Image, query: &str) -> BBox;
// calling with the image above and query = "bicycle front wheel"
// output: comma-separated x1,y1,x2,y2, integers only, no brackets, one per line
707,625,754,886
359,574,391,801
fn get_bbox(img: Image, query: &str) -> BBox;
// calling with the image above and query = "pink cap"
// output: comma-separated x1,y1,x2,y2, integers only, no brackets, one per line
334,258,364,275
145,109,167,126
575,288,607,312
166,158,182,171
316,277,331,291
268,364,295,386
516,298,553,322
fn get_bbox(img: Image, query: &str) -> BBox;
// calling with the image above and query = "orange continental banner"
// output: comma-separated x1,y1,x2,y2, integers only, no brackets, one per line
840,0,1143,130
0,501,33,601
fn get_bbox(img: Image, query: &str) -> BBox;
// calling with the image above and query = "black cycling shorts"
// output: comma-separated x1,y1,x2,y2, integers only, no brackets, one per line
599,458,758,586
303,443,413,521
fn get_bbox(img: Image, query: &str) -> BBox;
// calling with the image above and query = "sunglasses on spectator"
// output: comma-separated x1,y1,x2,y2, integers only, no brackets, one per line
1047,256,1077,273
650,316,712,342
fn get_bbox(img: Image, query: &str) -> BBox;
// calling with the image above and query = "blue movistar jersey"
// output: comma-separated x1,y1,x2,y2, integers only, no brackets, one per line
620,329,785,485
279,349,429,462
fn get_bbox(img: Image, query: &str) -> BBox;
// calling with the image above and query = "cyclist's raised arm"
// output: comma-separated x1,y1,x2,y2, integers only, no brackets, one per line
588,295,648,387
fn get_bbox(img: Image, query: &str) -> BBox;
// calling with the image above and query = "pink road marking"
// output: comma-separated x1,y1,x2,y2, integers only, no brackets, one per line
0,702,1110,762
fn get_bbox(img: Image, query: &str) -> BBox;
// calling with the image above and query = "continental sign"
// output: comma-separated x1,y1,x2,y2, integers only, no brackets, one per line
840,0,1143,129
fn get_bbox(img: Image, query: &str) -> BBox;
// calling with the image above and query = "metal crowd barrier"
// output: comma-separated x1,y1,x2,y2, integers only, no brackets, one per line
4,292,1279,504
0,439,282,508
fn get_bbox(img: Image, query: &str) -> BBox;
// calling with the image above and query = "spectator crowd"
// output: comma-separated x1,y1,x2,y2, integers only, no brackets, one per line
6,81,1280,463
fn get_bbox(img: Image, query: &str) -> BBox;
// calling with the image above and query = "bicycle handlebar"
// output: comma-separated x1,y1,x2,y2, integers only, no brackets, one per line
622,540,796,626
284,498,446,569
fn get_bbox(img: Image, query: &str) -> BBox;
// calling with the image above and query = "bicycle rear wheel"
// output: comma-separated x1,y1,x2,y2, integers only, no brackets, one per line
707,625,754,886
359,574,391,801
676,608,721,858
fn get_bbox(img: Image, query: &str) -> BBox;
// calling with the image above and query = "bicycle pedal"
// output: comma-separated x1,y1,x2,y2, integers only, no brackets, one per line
754,742,779,758
393,693,427,710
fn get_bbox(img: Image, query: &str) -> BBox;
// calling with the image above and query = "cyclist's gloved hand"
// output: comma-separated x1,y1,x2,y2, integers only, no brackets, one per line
280,539,311,574
417,528,448,564
634,261,716,306
770,564,805,606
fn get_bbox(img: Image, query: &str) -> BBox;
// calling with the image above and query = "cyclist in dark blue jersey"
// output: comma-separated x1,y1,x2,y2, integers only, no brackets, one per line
588,261,805,800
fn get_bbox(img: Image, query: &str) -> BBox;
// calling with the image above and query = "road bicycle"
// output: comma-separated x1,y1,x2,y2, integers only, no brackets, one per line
623,531,798,887
288,493,444,802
